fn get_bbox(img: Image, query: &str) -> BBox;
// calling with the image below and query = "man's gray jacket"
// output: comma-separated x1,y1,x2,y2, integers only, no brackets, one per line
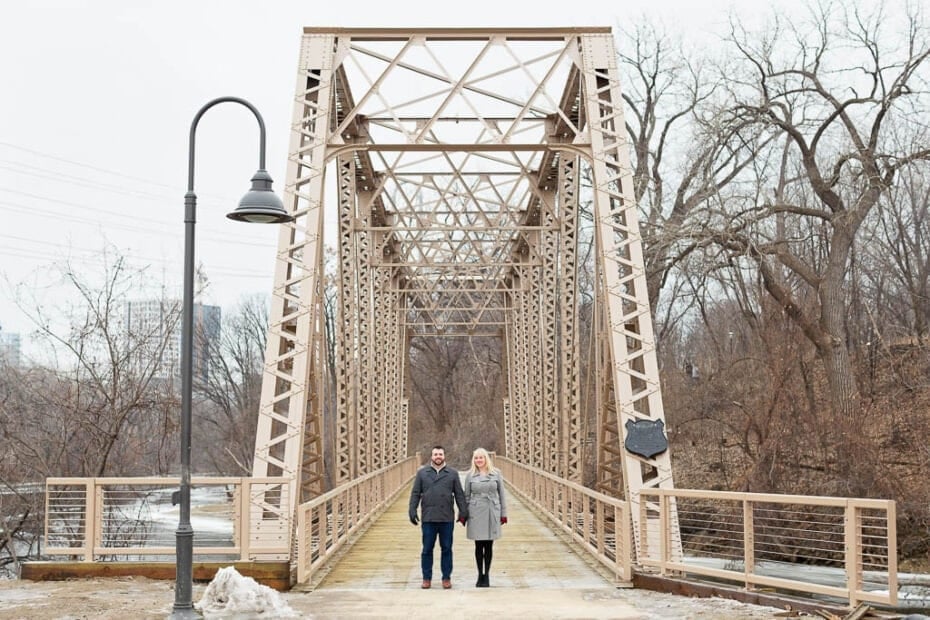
408,465,468,523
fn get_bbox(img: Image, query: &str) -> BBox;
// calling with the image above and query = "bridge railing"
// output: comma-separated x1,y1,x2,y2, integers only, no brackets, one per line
44,476,291,561
497,456,632,582
295,456,419,585
638,488,897,607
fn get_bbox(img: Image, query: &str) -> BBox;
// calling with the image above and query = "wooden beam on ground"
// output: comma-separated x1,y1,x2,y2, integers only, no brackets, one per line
21,561,291,591
631,573,857,618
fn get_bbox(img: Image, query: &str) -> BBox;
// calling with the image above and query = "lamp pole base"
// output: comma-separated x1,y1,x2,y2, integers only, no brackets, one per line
169,606,202,619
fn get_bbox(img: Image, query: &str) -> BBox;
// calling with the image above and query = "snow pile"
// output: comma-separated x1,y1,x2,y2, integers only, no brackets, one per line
195,566,300,618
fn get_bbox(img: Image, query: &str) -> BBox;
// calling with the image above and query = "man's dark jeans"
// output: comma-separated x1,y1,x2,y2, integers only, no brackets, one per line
420,521,454,580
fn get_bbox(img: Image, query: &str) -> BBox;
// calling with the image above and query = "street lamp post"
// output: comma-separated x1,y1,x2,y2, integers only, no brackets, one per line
172,96,293,619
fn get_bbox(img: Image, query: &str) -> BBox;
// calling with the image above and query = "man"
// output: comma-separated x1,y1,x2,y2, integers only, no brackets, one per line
408,445,468,589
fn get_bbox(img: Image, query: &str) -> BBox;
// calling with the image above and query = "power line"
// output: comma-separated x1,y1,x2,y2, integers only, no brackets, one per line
0,197,276,247
0,244,274,279
0,141,177,190
0,160,175,202
0,141,286,288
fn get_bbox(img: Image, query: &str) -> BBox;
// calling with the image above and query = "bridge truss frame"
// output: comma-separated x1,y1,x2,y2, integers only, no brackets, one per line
251,27,677,561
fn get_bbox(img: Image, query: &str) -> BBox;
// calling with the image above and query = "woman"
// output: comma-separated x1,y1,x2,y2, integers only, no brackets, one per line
462,447,507,587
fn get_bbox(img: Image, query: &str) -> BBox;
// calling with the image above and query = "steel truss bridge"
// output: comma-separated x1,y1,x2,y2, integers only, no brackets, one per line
255,26,670,537
37,28,899,611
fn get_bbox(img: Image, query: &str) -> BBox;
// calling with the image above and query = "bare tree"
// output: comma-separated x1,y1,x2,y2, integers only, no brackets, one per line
618,22,768,322
701,2,930,432
9,251,179,477
864,162,930,342
406,335,502,460
194,294,268,474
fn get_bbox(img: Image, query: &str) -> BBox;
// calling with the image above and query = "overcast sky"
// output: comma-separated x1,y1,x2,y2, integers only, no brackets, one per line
1,0,805,357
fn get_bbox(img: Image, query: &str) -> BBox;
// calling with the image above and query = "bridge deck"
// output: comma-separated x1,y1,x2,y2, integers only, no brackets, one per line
293,484,780,618
312,482,612,591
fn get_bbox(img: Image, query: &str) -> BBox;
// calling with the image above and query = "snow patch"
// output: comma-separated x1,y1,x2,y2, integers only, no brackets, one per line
195,566,300,618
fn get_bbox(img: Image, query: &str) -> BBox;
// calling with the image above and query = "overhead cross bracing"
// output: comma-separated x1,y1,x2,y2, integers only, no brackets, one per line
251,27,680,563
328,30,589,338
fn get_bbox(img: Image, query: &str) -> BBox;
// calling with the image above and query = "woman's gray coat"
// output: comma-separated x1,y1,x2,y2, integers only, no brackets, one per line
464,470,507,541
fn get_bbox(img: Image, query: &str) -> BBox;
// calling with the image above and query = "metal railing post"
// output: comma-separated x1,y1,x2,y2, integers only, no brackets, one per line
239,478,251,561
743,498,755,590
83,480,96,562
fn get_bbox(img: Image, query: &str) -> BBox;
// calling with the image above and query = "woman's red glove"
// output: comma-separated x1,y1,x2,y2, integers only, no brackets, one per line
458,517,467,525
500,517,508,524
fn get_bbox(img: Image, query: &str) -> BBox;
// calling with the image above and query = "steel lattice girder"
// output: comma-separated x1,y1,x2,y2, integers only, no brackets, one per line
252,34,333,514
579,33,680,560
253,28,678,563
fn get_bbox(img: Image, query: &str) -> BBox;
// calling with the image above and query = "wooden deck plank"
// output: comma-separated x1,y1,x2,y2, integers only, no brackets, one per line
311,481,615,591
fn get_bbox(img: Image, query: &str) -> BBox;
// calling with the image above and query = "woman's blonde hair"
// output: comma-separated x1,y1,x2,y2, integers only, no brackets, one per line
469,447,497,476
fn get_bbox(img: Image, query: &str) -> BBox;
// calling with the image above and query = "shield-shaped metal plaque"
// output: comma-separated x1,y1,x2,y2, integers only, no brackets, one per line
624,419,668,458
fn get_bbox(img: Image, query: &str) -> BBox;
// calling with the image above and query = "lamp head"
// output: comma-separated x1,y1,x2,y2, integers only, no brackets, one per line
226,169,293,223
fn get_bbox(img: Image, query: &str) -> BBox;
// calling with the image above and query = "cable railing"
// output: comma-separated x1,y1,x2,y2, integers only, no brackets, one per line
637,488,897,607
44,477,291,561
496,456,632,582
295,456,419,585
42,464,899,610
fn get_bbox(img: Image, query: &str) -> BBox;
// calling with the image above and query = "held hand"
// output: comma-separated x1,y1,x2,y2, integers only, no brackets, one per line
410,515,419,526
458,516,467,526
500,517,508,525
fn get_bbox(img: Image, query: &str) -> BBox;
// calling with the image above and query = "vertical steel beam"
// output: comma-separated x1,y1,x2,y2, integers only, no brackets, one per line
594,272,623,495
252,33,335,507
557,155,582,482
380,275,395,464
517,273,533,465
370,264,390,470
528,261,545,471
334,155,359,483
401,328,411,458
502,319,515,458
355,187,374,475
389,289,406,461
299,240,327,501
511,268,532,463
539,190,561,474
579,32,679,559
506,286,520,460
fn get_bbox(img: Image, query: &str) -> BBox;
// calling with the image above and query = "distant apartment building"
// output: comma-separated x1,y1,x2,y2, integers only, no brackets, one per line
124,300,221,382
0,324,21,367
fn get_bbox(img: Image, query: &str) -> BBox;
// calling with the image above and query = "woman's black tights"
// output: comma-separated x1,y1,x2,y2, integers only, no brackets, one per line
474,540,494,575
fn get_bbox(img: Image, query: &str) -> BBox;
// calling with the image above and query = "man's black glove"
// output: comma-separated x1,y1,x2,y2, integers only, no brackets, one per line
409,514,419,526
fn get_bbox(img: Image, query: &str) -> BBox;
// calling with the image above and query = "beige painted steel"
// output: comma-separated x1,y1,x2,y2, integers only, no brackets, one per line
334,155,360,483
539,188,560,474
557,156,582,482
252,33,335,507
578,32,680,560
594,273,623,495
257,27,676,562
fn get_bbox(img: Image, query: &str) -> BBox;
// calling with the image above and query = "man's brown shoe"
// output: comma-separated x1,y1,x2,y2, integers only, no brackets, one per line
441,579,451,589
421,580,431,589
